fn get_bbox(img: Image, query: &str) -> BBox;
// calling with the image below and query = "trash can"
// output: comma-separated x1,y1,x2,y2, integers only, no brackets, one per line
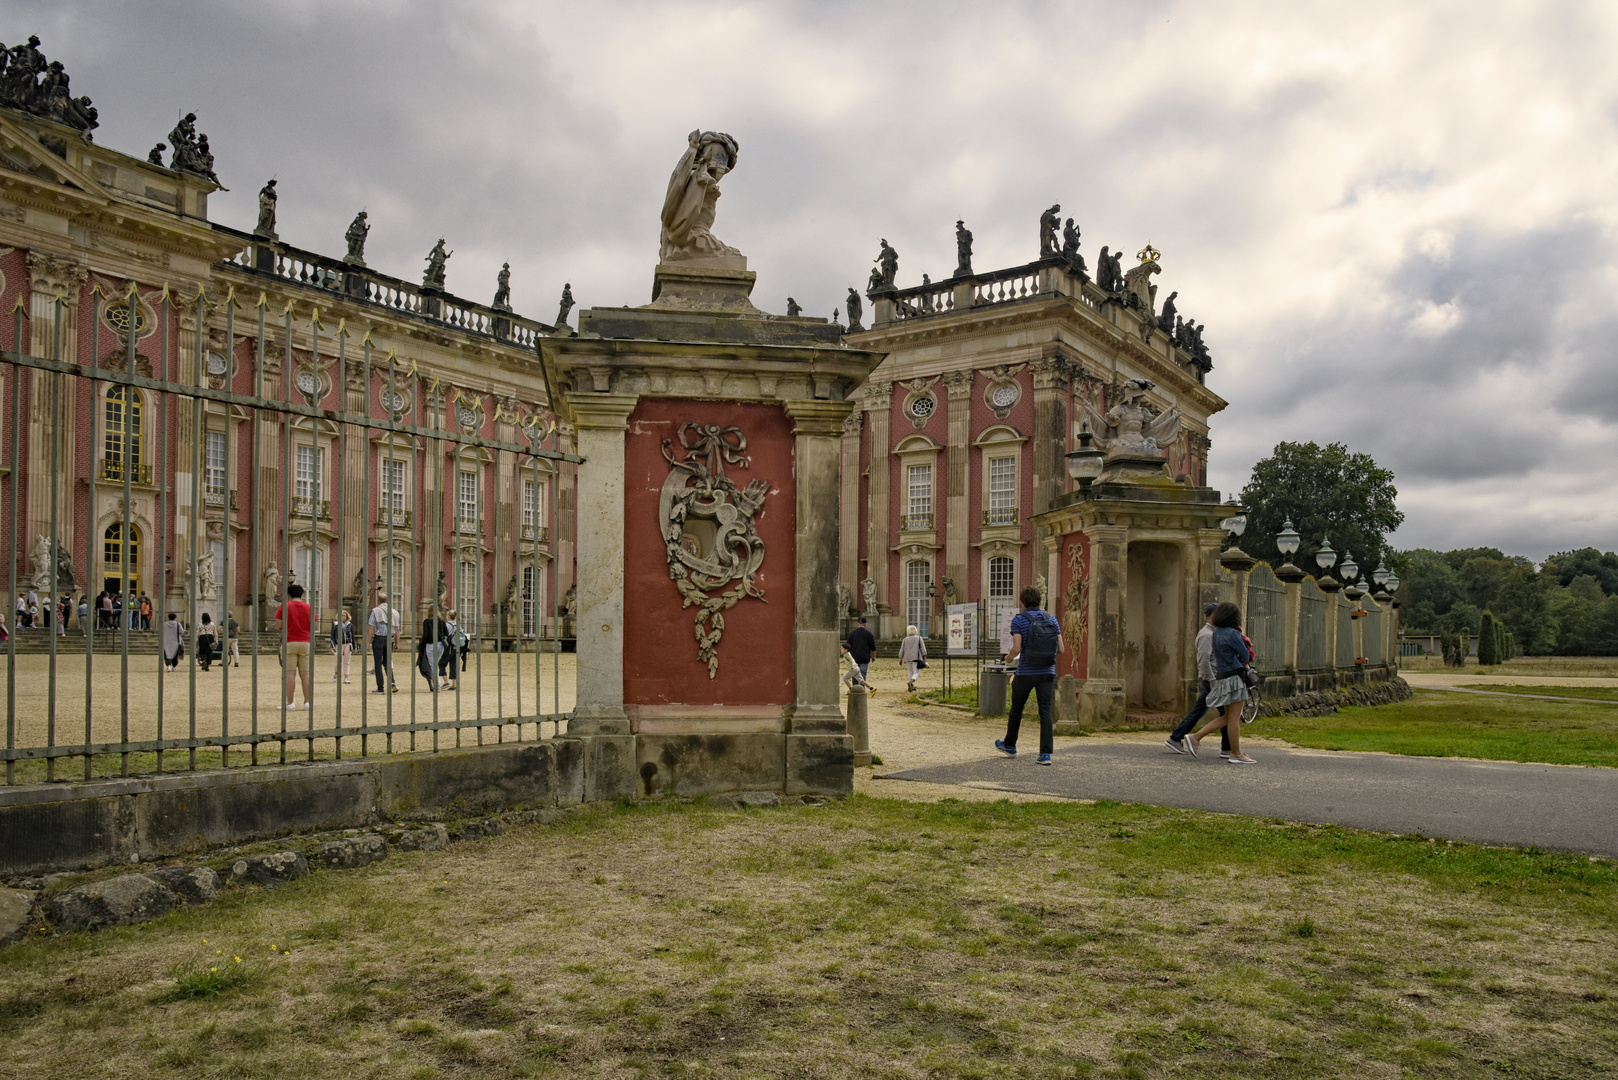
979,663,1008,716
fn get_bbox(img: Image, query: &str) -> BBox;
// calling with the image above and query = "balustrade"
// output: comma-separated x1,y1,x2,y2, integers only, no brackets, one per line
98,458,152,484
901,512,934,532
981,507,1019,526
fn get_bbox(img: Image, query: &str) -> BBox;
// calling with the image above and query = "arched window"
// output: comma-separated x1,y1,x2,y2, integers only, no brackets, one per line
988,556,1015,600
104,386,144,481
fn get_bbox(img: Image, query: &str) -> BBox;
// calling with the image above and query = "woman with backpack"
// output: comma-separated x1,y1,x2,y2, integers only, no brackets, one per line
196,612,217,671
438,609,466,691
1187,602,1257,764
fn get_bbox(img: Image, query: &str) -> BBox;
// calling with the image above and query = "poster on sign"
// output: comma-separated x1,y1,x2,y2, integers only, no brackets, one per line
946,602,977,657
998,606,1018,656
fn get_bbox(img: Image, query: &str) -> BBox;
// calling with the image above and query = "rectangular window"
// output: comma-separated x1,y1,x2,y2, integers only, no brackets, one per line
381,458,407,514
906,463,932,528
988,456,1015,509
988,556,1016,599
906,560,932,637
386,555,408,609
205,431,226,494
458,469,478,525
457,559,479,633
294,445,324,501
522,565,536,636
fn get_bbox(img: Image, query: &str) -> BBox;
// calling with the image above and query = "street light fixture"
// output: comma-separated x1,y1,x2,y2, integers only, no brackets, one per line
1218,498,1255,573
1274,519,1305,583
1065,430,1105,487
1340,551,1364,600
1315,537,1341,592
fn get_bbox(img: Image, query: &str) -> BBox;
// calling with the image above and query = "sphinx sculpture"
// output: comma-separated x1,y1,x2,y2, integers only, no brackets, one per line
660,130,741,262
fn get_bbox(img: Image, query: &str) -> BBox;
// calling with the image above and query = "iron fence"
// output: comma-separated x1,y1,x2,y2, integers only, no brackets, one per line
2,286,581,785
1246,563,1286,673
1297,578,1330,669
1362,596,1384,665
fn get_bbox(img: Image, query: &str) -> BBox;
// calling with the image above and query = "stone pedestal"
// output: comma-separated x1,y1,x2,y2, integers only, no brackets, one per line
846,685,871,768
546,263,884,799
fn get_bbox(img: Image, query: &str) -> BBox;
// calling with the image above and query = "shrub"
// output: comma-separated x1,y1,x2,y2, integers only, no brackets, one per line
1478,613,1499,665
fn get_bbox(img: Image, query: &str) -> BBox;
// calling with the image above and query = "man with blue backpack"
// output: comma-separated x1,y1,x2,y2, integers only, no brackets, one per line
995,585,1065,766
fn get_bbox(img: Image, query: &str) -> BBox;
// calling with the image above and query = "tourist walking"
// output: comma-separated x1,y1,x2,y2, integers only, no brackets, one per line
161,611,185,670
840,643,877,696
1166,603,1230,757
225,611,240,667
197,612,217,671
139,593,153,630
76,595,88,630
846,616,876,682
99,591,113,630
1187,602,1257,764
330,609,355,683
368,591,400,694
275,583,314,709
438,610,464,690
16,593,28,629
417,612,450,692
899,624,928,692
994,586,1065,766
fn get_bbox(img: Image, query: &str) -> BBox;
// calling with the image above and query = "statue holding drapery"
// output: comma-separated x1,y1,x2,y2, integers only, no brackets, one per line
660,130,741,262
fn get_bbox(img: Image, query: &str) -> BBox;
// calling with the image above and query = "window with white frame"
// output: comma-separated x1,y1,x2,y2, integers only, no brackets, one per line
457,468,479,528
988,556,1016,599
380,457,408,515
906,463,933,530
293,544,323,612
522,477,548,539
457,559,480,632
906,560,932,636
986,455,1017,524
294,445,324,503
204,431,226,495
522,565,537,635
385,554,408,610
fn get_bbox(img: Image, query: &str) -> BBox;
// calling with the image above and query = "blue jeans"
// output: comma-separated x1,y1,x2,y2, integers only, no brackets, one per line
1171,679,1230,751
1004,673,1055,755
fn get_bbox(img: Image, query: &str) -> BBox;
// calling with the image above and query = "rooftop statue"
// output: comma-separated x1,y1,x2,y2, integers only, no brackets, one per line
555,283,575,329
167,112,221,184
785,297,801,317
146,142,166,166
1080,378,1182,456
845,287,863,332
1123,244,1161,314
493,262,512,311
1157,290,1178,334
872,238,898,292
954,219,973,278
423,238,451,290
254,179,278,239
1061,218,1087,279
660,130,741,262
0,36,99,137
1095,246,1116,291
1039,204,1062,258
343,210,369,265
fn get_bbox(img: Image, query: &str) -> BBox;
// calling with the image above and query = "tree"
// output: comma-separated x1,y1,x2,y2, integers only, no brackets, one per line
1238,442,1403,579
1478,612,1499,665
1542,548,1618,595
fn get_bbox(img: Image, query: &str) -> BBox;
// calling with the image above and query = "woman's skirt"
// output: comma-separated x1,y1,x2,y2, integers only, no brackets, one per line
1205,673,1250,709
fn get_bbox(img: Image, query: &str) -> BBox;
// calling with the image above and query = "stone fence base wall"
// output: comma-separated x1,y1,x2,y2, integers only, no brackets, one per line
0,735,641,878
1258,676,1413,718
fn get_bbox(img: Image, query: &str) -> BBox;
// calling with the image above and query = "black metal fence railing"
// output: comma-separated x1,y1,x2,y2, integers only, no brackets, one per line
2,286,581,785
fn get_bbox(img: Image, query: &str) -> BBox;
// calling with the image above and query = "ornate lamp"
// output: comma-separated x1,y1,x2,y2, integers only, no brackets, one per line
1385,569,1401,593
1340,551,1364,600
1371,559,1393,601
1218,498,1256,573
1315,536,1341,593
1274,518,1305,583
1065,430,1105,487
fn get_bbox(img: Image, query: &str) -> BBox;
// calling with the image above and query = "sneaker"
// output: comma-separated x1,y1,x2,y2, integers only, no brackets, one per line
1036,753,1052,766
1165,737,1187,755
1227,754,1257,764
372,690,385,695
1219,750,1231,759
1186,734,1200,757
994,739,1017,756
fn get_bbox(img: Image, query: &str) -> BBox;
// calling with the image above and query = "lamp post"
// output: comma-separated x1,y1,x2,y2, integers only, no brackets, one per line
1372,560,1393,602
1340,551,1363,600
1217,498,1255,573
1064,430,1105,490
1274,518,1305,583
1314,536,1340,593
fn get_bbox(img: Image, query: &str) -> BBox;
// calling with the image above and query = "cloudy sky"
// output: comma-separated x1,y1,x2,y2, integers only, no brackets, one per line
14,0,1618,561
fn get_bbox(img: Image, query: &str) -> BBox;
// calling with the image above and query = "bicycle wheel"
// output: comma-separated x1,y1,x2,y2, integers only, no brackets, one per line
1241,689,1261,724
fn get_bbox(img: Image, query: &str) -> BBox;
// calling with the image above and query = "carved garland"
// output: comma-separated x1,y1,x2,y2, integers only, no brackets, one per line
659,422,769,678
1063,540,1089,656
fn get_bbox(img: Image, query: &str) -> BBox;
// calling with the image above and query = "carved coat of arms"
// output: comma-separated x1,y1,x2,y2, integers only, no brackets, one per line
659,423,769,677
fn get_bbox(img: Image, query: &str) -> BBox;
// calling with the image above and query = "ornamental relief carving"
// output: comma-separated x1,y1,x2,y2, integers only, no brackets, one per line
900,374,940,430
659,422,769,679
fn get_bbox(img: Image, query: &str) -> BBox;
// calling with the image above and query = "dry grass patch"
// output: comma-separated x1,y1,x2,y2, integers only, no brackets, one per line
2,797,1615,1078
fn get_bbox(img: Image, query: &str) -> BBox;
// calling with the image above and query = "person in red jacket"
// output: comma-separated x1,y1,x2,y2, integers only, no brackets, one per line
276,583,314,709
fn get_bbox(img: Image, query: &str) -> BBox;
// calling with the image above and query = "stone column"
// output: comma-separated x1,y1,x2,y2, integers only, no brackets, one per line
25,255,85,562
862,382,892,620
784,399,855,733
846,685,871,767
1079,524,1127,727
1029,357,1068,518
1319,579,1343,685
838,411,861,607
567,394,637,736
944,369,973,595
1282,580,1302,673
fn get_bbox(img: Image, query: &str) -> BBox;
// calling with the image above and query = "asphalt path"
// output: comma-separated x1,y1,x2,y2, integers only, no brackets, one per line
878,742,1618,857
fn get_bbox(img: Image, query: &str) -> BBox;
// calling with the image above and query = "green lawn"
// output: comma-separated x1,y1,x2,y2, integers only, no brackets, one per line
2,797,1615,1078
1261,689,1618,767
1456,683,1618,703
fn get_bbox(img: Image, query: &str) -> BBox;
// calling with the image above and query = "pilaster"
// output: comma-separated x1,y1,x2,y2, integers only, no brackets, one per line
1079,523,1127,727
1029,356,1068,518
944,369,973,599
838,410,861,610
566,393,638,735
862,381,892,618
25,254,85,557
784,400,856,732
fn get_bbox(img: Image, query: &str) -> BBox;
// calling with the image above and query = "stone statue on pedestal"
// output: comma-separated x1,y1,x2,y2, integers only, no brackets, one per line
837,583,852,616
1158,291,1178,335
555,283,575,328
261,563,281,601
493,263,512,311
423,240,451,290
954,220,973,278
873,239,898,291
1039,204,1062,258
845,288,863,332
147,143,166,166
660,130,741,262
343,211,369,265
861,577,877,615
1061,218,1085,278
785,297,801,317
1080,379,1182,456
254,179,278,240
29,534,53,592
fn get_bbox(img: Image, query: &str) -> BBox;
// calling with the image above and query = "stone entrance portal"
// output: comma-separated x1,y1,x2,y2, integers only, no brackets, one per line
544,131,885,799
1125,540,1184,712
